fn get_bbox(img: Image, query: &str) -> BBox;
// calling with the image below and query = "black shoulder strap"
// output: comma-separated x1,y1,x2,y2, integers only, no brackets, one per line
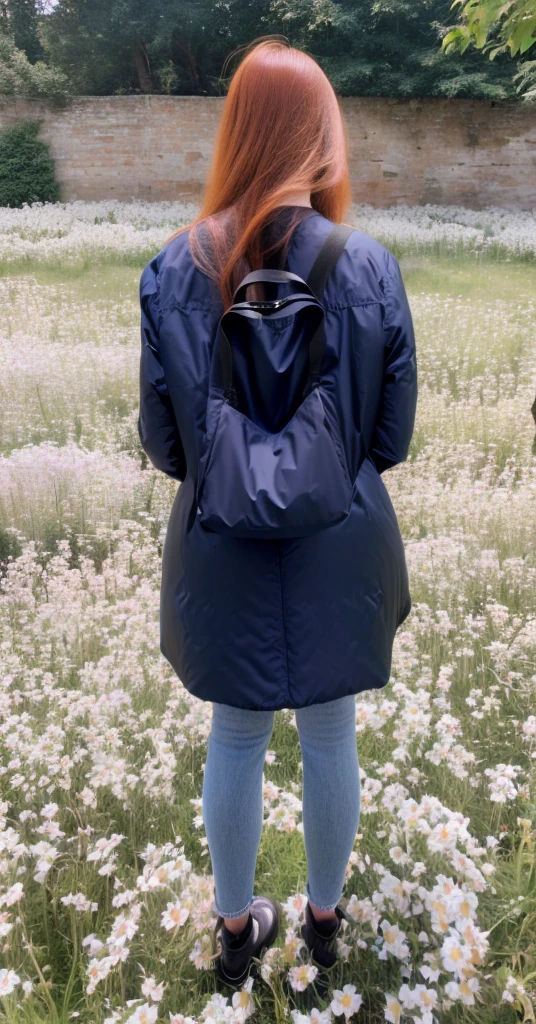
304,223,355,387
306,223,355,301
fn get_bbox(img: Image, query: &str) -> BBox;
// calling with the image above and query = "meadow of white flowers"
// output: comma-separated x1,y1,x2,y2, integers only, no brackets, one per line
0,201,535,1024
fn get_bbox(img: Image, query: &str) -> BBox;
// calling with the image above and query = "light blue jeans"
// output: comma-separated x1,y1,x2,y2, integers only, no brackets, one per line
202,694,361,918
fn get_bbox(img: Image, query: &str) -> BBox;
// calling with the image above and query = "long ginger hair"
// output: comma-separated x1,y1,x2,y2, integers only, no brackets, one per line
163,37,352,312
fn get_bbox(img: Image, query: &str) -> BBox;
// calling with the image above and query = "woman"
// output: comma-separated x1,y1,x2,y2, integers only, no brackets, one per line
138,37,418,989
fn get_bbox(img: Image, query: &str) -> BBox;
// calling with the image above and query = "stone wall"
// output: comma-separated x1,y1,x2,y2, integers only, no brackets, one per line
1,95,535,209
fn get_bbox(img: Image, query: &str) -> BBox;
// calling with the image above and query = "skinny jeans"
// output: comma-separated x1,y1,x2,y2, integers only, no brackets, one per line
201,694,361,918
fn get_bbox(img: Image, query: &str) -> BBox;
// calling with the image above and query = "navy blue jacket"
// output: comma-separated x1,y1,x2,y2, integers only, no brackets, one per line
138,206,418,710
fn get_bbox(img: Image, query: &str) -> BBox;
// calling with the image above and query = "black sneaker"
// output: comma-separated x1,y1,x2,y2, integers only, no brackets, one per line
300,899,348,970
214,896,281,988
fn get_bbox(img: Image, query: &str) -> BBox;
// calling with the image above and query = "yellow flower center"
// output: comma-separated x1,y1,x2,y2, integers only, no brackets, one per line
387,998,401,1021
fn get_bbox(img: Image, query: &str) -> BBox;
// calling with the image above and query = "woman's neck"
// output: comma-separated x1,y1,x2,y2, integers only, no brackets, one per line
279,192,312,208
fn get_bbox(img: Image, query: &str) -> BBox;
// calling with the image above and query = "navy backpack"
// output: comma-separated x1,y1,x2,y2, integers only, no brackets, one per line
196,222,356,539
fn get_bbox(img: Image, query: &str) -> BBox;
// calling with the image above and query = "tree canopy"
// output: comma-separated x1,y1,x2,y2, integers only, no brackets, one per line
0,0,531,100
442,0,536,100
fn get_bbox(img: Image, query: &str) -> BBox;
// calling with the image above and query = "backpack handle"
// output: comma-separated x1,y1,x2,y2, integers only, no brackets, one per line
216,295,323,395
233,269,316,305
218,223,356,398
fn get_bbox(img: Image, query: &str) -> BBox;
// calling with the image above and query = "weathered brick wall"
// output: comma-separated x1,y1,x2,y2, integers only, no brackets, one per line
1,95,534,209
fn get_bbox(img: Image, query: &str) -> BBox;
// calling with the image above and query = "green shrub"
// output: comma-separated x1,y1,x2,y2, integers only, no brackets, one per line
0,119,60,207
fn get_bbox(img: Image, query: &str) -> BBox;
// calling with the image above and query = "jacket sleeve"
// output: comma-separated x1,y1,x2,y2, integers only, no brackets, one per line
369,252,418,475
138,259,187,482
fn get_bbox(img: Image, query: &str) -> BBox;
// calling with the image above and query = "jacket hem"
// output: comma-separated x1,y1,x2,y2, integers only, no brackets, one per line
276,544,292,707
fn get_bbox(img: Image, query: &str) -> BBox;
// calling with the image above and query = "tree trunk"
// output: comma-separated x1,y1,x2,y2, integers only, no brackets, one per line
172,34,200,91
132,36,152,94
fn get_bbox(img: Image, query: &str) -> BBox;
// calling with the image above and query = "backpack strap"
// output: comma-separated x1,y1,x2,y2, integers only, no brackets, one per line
305,223,355,384
306,223,355,301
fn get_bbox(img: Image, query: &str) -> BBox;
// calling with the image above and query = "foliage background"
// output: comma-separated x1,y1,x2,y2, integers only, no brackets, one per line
0,0,529,102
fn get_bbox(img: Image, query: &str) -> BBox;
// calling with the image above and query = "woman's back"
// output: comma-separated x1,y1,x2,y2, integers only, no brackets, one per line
138,204,417,711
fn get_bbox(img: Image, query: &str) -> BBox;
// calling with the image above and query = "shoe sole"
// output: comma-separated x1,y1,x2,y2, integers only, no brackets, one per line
216,898,282,989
